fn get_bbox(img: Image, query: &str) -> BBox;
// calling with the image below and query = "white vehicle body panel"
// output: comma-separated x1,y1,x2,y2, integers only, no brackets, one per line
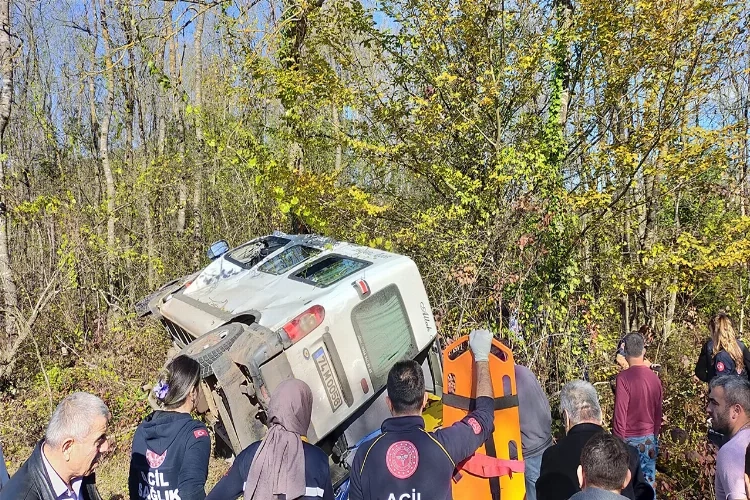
284,257,436,438
155,233,437,442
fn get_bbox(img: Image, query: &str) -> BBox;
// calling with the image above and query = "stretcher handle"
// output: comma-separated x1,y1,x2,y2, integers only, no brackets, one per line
445,335,515,365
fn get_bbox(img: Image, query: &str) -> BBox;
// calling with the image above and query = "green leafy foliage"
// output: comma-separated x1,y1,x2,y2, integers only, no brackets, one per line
1,0,749,496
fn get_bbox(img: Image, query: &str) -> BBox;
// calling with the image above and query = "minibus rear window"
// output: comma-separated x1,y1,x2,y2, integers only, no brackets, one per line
351,285,417,390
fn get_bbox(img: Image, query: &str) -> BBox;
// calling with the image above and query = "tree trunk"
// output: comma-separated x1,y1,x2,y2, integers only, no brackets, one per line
638,152,660,327
664,193,680,342
172,24,187,234
615,90,634,336
332,103,342,171
555,0,573,129
191,9,205,267
156,1,173,158
136,86,157,291
280,0,325,234
121,0,136,171
741,46,750,333
157,103,166,157
120,0,137,292
0,0,16,340
621,212,632,335
87,39,100,160
97,0,117,294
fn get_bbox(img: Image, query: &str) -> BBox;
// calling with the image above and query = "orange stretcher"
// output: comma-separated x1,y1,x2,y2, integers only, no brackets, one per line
442,336,526,500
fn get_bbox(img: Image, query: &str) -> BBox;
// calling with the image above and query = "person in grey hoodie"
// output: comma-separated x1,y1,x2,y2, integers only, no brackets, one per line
570,433,631,500
515,364,553,500
129,355,210,500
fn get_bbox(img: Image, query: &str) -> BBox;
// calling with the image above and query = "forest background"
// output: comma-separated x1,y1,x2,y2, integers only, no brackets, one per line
0,0,747,498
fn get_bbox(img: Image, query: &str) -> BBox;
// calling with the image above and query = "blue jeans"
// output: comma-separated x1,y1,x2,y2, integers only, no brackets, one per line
0,442,7,489
624,435,658,493
524,453,543,500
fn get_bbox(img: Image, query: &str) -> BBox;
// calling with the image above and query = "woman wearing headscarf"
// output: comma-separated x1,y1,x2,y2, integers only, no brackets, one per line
129,355,211,500
206,378,334,500
694,312,750,383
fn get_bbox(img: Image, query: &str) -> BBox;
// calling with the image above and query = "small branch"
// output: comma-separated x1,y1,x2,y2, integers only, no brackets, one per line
29,330,53,414
0,270,61,379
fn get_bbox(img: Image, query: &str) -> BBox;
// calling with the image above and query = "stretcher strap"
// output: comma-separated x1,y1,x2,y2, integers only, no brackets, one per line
457,453,525,479
442,393,519,411
483,434,502,500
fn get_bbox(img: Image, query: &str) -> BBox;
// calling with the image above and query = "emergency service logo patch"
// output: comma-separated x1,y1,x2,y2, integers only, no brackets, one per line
386,441,419,479
467,417,482,435
145,449,167,468
194,429,208,439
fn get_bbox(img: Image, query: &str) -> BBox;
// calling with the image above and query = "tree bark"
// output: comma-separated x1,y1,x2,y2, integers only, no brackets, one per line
97,0,117,291
0,0,16,340
664,193,680,342
638,152,660,327
136,83,157,291
279,0,325,233
167,8,187,234
121,0,136,171
156,1,173,158
332,103,342,171
621,214,631,336
192,9,205,266
555,0,573,129
87,7,100,161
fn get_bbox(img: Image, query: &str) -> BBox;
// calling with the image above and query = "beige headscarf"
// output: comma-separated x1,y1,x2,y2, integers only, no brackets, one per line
244,378,313,500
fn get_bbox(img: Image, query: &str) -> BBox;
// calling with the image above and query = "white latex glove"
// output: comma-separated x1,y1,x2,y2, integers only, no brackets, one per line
469,329,493,362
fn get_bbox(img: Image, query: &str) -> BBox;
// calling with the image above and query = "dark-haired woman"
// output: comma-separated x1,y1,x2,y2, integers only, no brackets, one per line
129,355,210,500
206,378,333,500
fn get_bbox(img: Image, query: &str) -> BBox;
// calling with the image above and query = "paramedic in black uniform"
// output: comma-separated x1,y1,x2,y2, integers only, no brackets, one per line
349,329,496,500
129,355,211,500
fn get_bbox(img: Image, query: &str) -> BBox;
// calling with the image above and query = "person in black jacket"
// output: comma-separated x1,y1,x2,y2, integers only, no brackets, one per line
537,380,654,500
1,392,111,500
206,378,333,500
129,355,210,500
694,312,750,383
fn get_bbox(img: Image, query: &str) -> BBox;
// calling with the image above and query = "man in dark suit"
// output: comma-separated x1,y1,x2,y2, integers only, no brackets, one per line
1,392,110,500
536,380,654,500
